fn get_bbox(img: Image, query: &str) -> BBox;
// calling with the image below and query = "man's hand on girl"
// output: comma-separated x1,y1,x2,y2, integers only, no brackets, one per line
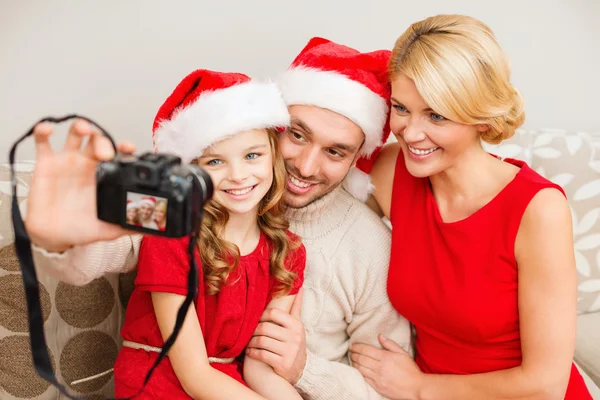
246,289,306,384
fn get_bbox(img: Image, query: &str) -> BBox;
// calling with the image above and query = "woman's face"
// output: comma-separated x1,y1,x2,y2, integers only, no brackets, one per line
389,73,486,178
154,207,166,223
197,129,274,216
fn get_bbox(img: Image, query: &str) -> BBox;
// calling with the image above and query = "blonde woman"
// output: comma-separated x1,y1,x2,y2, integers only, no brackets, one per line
153,199,167,231
351,14,591,399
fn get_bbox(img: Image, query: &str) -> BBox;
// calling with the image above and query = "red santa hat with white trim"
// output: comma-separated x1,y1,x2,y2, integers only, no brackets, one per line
138,196,156,208
126,200,138,210
152,69,290,164
277,37,392,201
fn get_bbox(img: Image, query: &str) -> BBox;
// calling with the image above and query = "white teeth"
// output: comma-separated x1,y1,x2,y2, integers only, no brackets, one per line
290,175,312,188
225,186,254,195
408,146,439,156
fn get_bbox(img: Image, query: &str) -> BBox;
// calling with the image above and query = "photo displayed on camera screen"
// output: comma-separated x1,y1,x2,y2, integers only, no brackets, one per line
126,192,168,231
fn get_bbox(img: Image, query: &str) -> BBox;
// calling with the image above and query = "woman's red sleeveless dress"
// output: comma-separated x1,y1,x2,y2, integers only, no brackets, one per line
387,151,591,399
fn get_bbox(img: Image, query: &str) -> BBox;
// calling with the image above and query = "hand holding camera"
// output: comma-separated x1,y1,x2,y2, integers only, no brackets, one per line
25,118,214,253
25,119,139,253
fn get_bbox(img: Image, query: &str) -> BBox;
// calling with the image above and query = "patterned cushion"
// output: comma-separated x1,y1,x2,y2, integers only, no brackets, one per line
484,130,600,315
0,162,124,399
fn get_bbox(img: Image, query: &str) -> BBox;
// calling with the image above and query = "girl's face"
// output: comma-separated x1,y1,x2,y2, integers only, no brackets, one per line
197,129,274,216
126,208,137,222
390,73,485,178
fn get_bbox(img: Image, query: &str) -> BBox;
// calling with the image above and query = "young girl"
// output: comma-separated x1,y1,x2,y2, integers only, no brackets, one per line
126,200,140,226
113,69,305,400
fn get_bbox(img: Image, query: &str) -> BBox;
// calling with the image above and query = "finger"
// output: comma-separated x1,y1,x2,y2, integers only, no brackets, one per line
355,362,377,380
259,307,299,329
33,122,54,158
245,348,283,369
246,335,287,356
379,334,407,354
364,377,379,392
290,287,303,319
81,128,116,161
63,119,92,151
116,141,136,154
252,321,289,342
350,352,379,372
350,344,383,361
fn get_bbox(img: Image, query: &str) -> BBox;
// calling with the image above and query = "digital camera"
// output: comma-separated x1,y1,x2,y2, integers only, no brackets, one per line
96,152,213,237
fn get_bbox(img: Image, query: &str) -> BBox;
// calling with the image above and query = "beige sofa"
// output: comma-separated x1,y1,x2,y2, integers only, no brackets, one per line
1,128,599,398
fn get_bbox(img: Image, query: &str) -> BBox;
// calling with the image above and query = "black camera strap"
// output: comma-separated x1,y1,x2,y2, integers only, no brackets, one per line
9,115,199,399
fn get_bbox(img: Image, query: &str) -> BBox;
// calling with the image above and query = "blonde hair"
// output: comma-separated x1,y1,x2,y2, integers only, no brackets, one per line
154,199,167,213
197,128,300,296
389,14,525,144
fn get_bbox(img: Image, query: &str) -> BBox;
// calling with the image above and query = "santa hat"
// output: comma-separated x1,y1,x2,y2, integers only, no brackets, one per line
277,37,392,201
139,196,156,207
126,200,138,210
152,69,290,164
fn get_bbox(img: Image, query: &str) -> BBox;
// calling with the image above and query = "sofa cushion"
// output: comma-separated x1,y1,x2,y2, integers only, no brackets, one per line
576,312,600,387
0,163,124,399
527,130,600,315
484,130,600,315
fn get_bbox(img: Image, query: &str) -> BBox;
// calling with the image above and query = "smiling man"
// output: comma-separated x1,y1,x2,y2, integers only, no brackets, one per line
243,38,412,399
29,37,411,399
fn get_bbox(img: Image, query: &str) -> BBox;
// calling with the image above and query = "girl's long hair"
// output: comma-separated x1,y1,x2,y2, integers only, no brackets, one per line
198,128,300,296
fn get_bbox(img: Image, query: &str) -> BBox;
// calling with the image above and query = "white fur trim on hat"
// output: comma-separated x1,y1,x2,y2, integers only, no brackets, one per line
342,166,374,202
278,67,388,157
127,201,138,210
153,81,290,164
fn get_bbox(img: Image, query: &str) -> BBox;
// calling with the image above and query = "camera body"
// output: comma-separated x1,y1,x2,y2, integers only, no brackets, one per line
96,152,213,237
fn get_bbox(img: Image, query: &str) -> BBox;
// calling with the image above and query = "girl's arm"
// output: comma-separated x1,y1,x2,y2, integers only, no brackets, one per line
418,188,577,400
244,294,303,400
152,292,267,400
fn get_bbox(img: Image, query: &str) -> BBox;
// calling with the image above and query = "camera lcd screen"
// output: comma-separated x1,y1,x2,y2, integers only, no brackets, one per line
126,192,168,232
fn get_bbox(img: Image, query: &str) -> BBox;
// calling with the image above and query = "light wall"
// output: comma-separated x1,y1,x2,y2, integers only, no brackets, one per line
1,0,598,161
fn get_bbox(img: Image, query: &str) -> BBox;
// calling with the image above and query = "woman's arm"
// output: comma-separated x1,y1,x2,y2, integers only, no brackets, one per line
152,292,267,400
369,143,401,219
418,188,577,400
244,294,303,400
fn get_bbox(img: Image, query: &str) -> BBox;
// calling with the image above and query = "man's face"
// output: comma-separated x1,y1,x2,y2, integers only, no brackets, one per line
140,204,154,220
278,105,364,208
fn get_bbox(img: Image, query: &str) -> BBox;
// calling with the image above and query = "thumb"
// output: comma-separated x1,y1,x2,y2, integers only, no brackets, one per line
379,334,406,353
290,287,303,319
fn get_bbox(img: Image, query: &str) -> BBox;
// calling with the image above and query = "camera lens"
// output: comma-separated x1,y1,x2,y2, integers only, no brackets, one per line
136,166,151,181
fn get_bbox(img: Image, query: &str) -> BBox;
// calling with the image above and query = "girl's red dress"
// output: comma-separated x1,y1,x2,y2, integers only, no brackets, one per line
114,231,305,399
387,151,592,399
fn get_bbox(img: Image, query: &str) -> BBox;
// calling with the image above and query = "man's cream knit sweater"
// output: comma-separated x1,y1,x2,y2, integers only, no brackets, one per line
32,186,411,399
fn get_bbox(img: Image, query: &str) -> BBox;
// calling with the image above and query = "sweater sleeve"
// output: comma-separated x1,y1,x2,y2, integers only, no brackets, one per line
293,217,411,400
31,234,142,286
294,349,391,400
